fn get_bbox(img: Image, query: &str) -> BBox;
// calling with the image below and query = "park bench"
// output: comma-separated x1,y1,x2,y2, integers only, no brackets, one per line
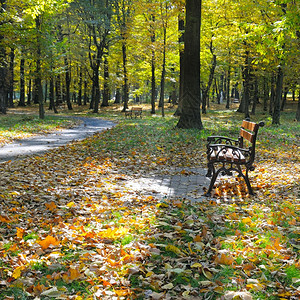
205,119,264,196
125,107,143,119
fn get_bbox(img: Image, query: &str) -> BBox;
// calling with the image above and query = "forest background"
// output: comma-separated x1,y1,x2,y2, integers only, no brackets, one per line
0,0,299,124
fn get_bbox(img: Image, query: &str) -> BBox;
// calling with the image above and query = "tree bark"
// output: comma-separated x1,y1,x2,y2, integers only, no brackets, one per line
35,15,44,119
18,57,26,107
150,14,156,114
296,89,300,121
122,41,129,111
102,45,110,107
8,48,14,108
272,65,283,125
176,0,203,129
174,14,184,116
202,39,216,114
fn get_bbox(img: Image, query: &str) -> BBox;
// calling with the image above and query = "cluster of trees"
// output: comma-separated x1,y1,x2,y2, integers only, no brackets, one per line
0,0,299,127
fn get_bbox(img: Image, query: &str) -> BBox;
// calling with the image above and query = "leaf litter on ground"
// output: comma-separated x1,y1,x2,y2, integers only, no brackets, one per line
0,110,299,299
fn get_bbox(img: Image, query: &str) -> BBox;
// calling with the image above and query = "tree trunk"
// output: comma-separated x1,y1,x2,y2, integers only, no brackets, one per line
8,48,14,108
19,57,26,106
280,86,288,111
64,56,72,110
263,76,268,112
202,39,216,114
55,74,62,106
27,78,32,105
241,49,250,119
78,68,82,106
35,15,44,119
122,41,129,111
102,45,110,107
251,77,258,115
269,74,275,115
226,62,231,109
49,75,57,113
150,14,156,114
296,89,300,121
176,0,203,129
114,88,121,104
159,24,166,117
272,65,283,125
174,15,184,116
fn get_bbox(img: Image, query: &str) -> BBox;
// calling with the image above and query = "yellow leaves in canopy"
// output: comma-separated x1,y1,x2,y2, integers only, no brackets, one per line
38,235,60,250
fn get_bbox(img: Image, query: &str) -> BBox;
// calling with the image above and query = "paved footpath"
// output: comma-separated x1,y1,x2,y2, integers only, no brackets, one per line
0,117,116,163
126,167,209,202
0,117,209,201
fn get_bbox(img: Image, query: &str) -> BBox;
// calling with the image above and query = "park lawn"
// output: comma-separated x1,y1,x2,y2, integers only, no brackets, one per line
0,104,299,299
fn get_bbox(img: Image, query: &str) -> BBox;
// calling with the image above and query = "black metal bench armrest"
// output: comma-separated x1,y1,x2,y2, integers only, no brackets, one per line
207,136,239,146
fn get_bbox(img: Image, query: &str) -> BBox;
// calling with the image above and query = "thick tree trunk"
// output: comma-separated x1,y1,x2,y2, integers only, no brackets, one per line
176,0,203,129
19,57,26,107
272,65,283,125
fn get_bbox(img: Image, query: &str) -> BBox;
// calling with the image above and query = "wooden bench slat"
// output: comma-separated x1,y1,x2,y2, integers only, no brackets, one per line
242,120,258,132
240,128,255,143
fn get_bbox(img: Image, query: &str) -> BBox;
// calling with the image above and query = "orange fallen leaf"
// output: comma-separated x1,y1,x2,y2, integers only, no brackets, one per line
38,235,60,250
214,253,234,266
45,201,57,211
16,227,25,239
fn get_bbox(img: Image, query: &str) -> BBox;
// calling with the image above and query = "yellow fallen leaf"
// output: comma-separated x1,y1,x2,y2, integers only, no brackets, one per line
12,265,26,279
165,244,183,256
191,263,202,268
242,217,252,224
67,201,75,208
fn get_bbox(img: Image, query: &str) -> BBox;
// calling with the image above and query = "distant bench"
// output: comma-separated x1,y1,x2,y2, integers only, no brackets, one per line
205,120,264,196
125,107,142,119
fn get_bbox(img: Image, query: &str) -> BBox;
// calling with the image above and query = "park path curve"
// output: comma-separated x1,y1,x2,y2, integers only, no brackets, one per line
0,117,116,163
